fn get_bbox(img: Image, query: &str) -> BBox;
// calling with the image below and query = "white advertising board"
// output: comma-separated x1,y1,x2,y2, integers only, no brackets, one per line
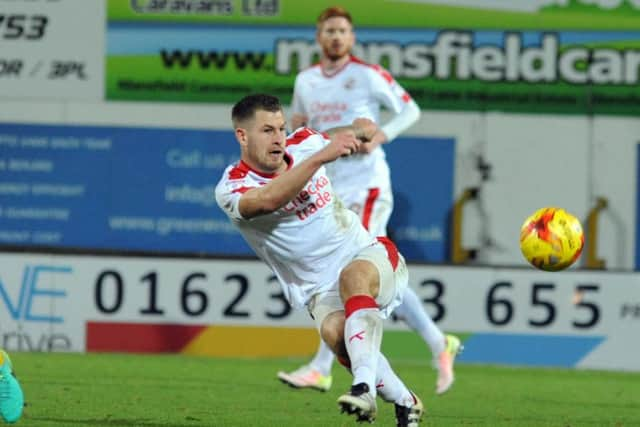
0,0,104,100
0,253,638,370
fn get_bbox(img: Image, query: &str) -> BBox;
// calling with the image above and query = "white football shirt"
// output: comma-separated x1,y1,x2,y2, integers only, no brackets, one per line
291,56,413,198
215,128,376,309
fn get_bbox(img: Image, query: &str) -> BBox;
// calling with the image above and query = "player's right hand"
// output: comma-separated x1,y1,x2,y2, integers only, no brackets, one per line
290,114,309,130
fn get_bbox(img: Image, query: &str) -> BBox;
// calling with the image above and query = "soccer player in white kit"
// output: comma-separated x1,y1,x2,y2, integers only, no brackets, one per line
277,6,462,396
216,94,423,425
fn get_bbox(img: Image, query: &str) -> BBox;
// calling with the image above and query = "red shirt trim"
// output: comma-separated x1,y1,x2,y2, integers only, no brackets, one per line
286,127,318,146
228,156,293,180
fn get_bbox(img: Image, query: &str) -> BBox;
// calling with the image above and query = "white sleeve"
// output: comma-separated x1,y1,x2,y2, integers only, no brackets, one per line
215,173,255,221
380,99,421,142
367,66,421,141
285,128,330,159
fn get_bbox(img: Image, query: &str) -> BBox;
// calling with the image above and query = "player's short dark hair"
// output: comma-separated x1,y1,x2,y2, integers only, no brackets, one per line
231,94,283,127
317,6,353,26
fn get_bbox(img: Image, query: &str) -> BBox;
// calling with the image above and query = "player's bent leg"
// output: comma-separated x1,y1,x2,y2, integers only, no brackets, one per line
312,307,377,422
375,352,425,426
391,286,464,394
307,338,335,375
340,262,383,395
277,307,345,392
0,350,24,424
394,286,445,355
436,334,463,395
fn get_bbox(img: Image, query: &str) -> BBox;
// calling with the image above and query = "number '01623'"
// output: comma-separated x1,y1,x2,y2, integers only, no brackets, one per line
93,270,291,319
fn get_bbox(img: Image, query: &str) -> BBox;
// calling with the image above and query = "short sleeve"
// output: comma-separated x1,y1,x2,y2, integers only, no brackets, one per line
215,171,255,221
285,128,330,161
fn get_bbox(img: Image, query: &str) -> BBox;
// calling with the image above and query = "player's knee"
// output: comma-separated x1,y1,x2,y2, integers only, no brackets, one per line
339,260,380,301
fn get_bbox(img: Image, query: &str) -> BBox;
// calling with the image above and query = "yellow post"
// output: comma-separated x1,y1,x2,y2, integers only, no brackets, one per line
585,197,607,269
450,187,478,264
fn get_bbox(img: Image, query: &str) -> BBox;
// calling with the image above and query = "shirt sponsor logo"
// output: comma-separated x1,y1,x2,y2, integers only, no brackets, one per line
310,102,348,126
283,175,332,220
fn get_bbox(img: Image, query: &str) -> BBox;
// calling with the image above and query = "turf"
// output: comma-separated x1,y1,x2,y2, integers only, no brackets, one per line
9,351,640,426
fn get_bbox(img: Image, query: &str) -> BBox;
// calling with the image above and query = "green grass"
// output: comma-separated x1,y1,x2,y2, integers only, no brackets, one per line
10,350,640,426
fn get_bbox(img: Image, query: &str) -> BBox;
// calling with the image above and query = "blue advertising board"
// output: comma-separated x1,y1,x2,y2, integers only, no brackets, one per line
387,137,455,262
0,124,454,261
0,123,251,255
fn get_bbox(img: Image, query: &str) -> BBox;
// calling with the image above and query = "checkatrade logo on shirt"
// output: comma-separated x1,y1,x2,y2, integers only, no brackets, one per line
283,175,332,221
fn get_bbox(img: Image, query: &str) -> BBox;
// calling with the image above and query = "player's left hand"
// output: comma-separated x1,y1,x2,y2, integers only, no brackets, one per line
352,118,378,142
357,130,387,153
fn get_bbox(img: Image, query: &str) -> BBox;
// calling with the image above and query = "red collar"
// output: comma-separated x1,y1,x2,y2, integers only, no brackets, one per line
237,153,293,178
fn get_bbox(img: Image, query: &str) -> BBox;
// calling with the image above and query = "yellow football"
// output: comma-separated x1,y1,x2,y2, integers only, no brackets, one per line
520,207,584,271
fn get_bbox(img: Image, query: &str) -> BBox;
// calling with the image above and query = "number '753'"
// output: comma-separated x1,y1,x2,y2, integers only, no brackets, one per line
0,15,48,40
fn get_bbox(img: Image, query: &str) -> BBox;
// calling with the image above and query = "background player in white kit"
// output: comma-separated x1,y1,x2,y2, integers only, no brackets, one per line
216,94,424,425
277,6,462,396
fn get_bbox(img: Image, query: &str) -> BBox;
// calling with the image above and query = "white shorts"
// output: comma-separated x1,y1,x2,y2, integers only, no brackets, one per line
307,237,408,332
337,186,393,237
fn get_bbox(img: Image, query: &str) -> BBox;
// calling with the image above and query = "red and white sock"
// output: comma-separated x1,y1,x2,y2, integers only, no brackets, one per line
344,295,382,395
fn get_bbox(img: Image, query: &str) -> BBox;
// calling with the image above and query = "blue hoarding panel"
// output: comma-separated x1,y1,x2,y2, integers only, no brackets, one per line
0,124,455,261
459,333,605,368
0,123,251,255
386,136,455,262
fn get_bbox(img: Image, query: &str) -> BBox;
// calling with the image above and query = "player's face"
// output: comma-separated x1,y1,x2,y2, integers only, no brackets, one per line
317,17,354,61
237,109,287,174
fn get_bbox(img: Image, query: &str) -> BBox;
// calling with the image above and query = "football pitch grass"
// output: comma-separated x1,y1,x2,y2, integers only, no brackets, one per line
10,350,640,427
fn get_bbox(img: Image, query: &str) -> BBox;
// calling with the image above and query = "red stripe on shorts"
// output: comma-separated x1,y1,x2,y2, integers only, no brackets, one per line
362,188,380,230
344,295,378,318
377,236,399,271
